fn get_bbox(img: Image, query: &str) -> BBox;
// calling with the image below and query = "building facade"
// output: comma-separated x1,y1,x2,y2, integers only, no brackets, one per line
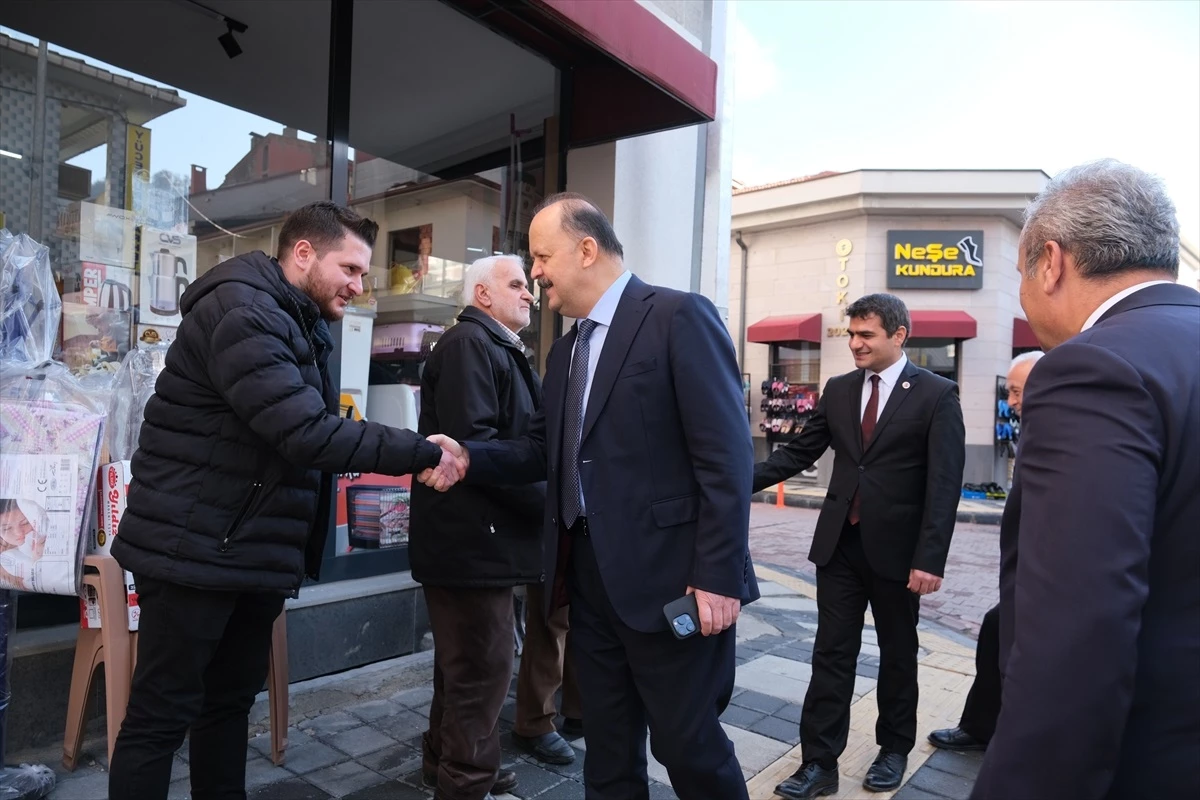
730,169,1198,489
729,169,1052,488
1,0,734,750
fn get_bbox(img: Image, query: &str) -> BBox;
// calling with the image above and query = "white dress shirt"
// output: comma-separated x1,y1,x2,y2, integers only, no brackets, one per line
1081,280,1175,332
860,353,908,423
566,269,633,513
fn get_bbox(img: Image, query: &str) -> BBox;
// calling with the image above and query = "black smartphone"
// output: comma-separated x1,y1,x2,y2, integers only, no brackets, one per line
663,594,701,640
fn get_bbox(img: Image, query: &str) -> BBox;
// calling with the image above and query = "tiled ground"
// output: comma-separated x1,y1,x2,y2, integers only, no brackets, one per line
24,566,981,800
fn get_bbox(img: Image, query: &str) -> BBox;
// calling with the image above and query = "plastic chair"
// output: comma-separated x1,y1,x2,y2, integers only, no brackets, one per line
63,555,291,769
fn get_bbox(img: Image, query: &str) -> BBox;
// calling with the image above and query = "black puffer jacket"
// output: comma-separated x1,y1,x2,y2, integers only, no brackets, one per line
113,252,442,594
409,307,545,588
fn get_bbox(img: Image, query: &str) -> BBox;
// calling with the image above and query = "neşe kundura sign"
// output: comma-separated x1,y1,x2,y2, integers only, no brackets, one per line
887,230,984,290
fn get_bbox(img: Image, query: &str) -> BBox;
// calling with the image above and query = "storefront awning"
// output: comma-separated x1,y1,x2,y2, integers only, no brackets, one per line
1012,317,1040,348
445,0,718,145
747,314,822,344
908,311,977,340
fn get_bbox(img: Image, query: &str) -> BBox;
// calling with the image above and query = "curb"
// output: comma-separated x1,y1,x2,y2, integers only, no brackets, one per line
751,492,1004,526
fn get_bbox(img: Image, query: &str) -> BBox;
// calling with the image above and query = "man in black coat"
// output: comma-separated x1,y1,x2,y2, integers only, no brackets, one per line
109,202,451,800
971,160,1200,800
424,194,758,800
753,293,965,799
409,254,549,800
928,351,1041,754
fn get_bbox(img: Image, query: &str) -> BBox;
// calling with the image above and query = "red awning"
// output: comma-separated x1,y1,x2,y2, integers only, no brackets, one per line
1012,317,1040,348
747,314,822,344
445,0,717,145
908,311,977,340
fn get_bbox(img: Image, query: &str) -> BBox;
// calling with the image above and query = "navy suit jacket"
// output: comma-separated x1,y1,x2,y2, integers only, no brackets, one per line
973,283,1200,799
465,275,759,632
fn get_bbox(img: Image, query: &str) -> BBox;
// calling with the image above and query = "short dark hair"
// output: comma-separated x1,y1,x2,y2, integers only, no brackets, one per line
845,293,911,342
534,192,624,259
276,201,379,260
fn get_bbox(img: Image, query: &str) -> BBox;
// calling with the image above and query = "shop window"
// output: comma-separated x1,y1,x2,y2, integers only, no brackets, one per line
1,21,331,626
762,342,821,478
905,338,960,383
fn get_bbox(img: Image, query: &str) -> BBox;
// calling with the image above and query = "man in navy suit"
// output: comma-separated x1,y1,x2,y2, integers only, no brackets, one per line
971,159,1200,799
424,193,758,800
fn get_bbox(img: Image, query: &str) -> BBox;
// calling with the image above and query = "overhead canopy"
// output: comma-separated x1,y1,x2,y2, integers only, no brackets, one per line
747,314,822,344
3,0,715,175
908,310,977,340
1012,317,1040,349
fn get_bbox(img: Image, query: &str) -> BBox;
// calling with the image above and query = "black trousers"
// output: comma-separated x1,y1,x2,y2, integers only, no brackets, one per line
959,603,1001,743
421,585,515,800
567,529,748,800
109,576,284,800
802,523,921,767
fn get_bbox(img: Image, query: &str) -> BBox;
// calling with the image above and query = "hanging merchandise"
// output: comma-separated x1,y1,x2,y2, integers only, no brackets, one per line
0,234,108,597
0,230,61,800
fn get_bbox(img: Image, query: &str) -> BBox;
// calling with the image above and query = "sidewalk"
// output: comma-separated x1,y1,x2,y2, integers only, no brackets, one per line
18,564,982,800
753,485,1006,526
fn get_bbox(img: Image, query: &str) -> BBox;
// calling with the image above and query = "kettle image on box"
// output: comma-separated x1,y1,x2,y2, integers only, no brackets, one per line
98,279,132,312
148,248,190,317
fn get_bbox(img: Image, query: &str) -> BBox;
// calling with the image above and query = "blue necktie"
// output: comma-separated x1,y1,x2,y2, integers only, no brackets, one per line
560,319,596,524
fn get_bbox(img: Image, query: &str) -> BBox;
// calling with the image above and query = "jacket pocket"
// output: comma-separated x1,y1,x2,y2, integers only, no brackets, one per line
650,494,700,528
220,481,262,552
619,357,657,378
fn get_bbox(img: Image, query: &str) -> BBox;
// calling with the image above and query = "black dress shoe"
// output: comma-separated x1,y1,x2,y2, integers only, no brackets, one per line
774,761,839,799
422,768,518,794
863,750,907,792
928,726,987,752
561,717,584,737
512,731,576,765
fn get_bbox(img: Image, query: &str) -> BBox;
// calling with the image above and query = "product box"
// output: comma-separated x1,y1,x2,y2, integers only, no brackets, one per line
138,226,196,327
136,323,176,349
80,571,138,632
61,262,135,378
81,460,139,631
90,460,130,556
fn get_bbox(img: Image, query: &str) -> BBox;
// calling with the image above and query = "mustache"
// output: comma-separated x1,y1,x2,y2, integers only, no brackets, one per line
536,278,553,289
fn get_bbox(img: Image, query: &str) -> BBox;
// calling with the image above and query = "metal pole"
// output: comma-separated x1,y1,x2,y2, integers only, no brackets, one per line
27,41,48,241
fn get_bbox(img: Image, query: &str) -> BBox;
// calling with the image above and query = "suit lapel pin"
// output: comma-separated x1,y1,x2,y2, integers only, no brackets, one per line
902,381,911,389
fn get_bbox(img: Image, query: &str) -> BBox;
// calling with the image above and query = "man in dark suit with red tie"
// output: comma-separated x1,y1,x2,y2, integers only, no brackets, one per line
424,193,758,800
753,293,965,799
971,160,1200,800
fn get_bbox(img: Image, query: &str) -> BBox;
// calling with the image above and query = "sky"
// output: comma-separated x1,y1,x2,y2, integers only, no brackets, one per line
5,2,1198,244
729,0,1200,244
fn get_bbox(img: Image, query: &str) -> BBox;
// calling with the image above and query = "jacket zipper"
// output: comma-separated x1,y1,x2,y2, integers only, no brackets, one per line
220,481,262,552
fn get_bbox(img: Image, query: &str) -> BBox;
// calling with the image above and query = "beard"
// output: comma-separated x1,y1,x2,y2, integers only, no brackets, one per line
301,273,346,321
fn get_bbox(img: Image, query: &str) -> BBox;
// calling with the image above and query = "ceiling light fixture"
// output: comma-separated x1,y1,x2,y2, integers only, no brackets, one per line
218,22,243,59
0,149,23,160
170,0,248,59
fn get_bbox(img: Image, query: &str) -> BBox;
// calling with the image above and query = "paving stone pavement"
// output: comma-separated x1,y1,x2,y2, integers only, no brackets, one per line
749,504,1000,638
21,567,981,800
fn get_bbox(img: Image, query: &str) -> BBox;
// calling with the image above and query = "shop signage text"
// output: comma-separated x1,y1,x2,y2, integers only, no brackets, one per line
828,238,853,337
125,124,151,212
886,230,984,290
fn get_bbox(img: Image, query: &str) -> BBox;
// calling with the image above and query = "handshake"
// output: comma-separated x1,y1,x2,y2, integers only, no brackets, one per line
417,434,469,492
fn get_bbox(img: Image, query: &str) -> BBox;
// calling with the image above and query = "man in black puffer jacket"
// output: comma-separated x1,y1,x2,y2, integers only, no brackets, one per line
409,254,547,800
109,202,451,800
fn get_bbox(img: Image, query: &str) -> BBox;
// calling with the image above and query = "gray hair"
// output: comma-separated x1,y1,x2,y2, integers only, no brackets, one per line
1010,351,1043,371
462,254,524,306
1021,159,1179,279
845,293,911,343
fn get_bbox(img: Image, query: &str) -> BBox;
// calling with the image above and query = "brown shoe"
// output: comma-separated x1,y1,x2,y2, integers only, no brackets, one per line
422,768,518,794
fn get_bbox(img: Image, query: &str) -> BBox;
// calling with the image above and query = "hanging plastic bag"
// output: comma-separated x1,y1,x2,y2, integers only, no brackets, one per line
106,344,169,463
0,233,61,366
0,235,105,597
